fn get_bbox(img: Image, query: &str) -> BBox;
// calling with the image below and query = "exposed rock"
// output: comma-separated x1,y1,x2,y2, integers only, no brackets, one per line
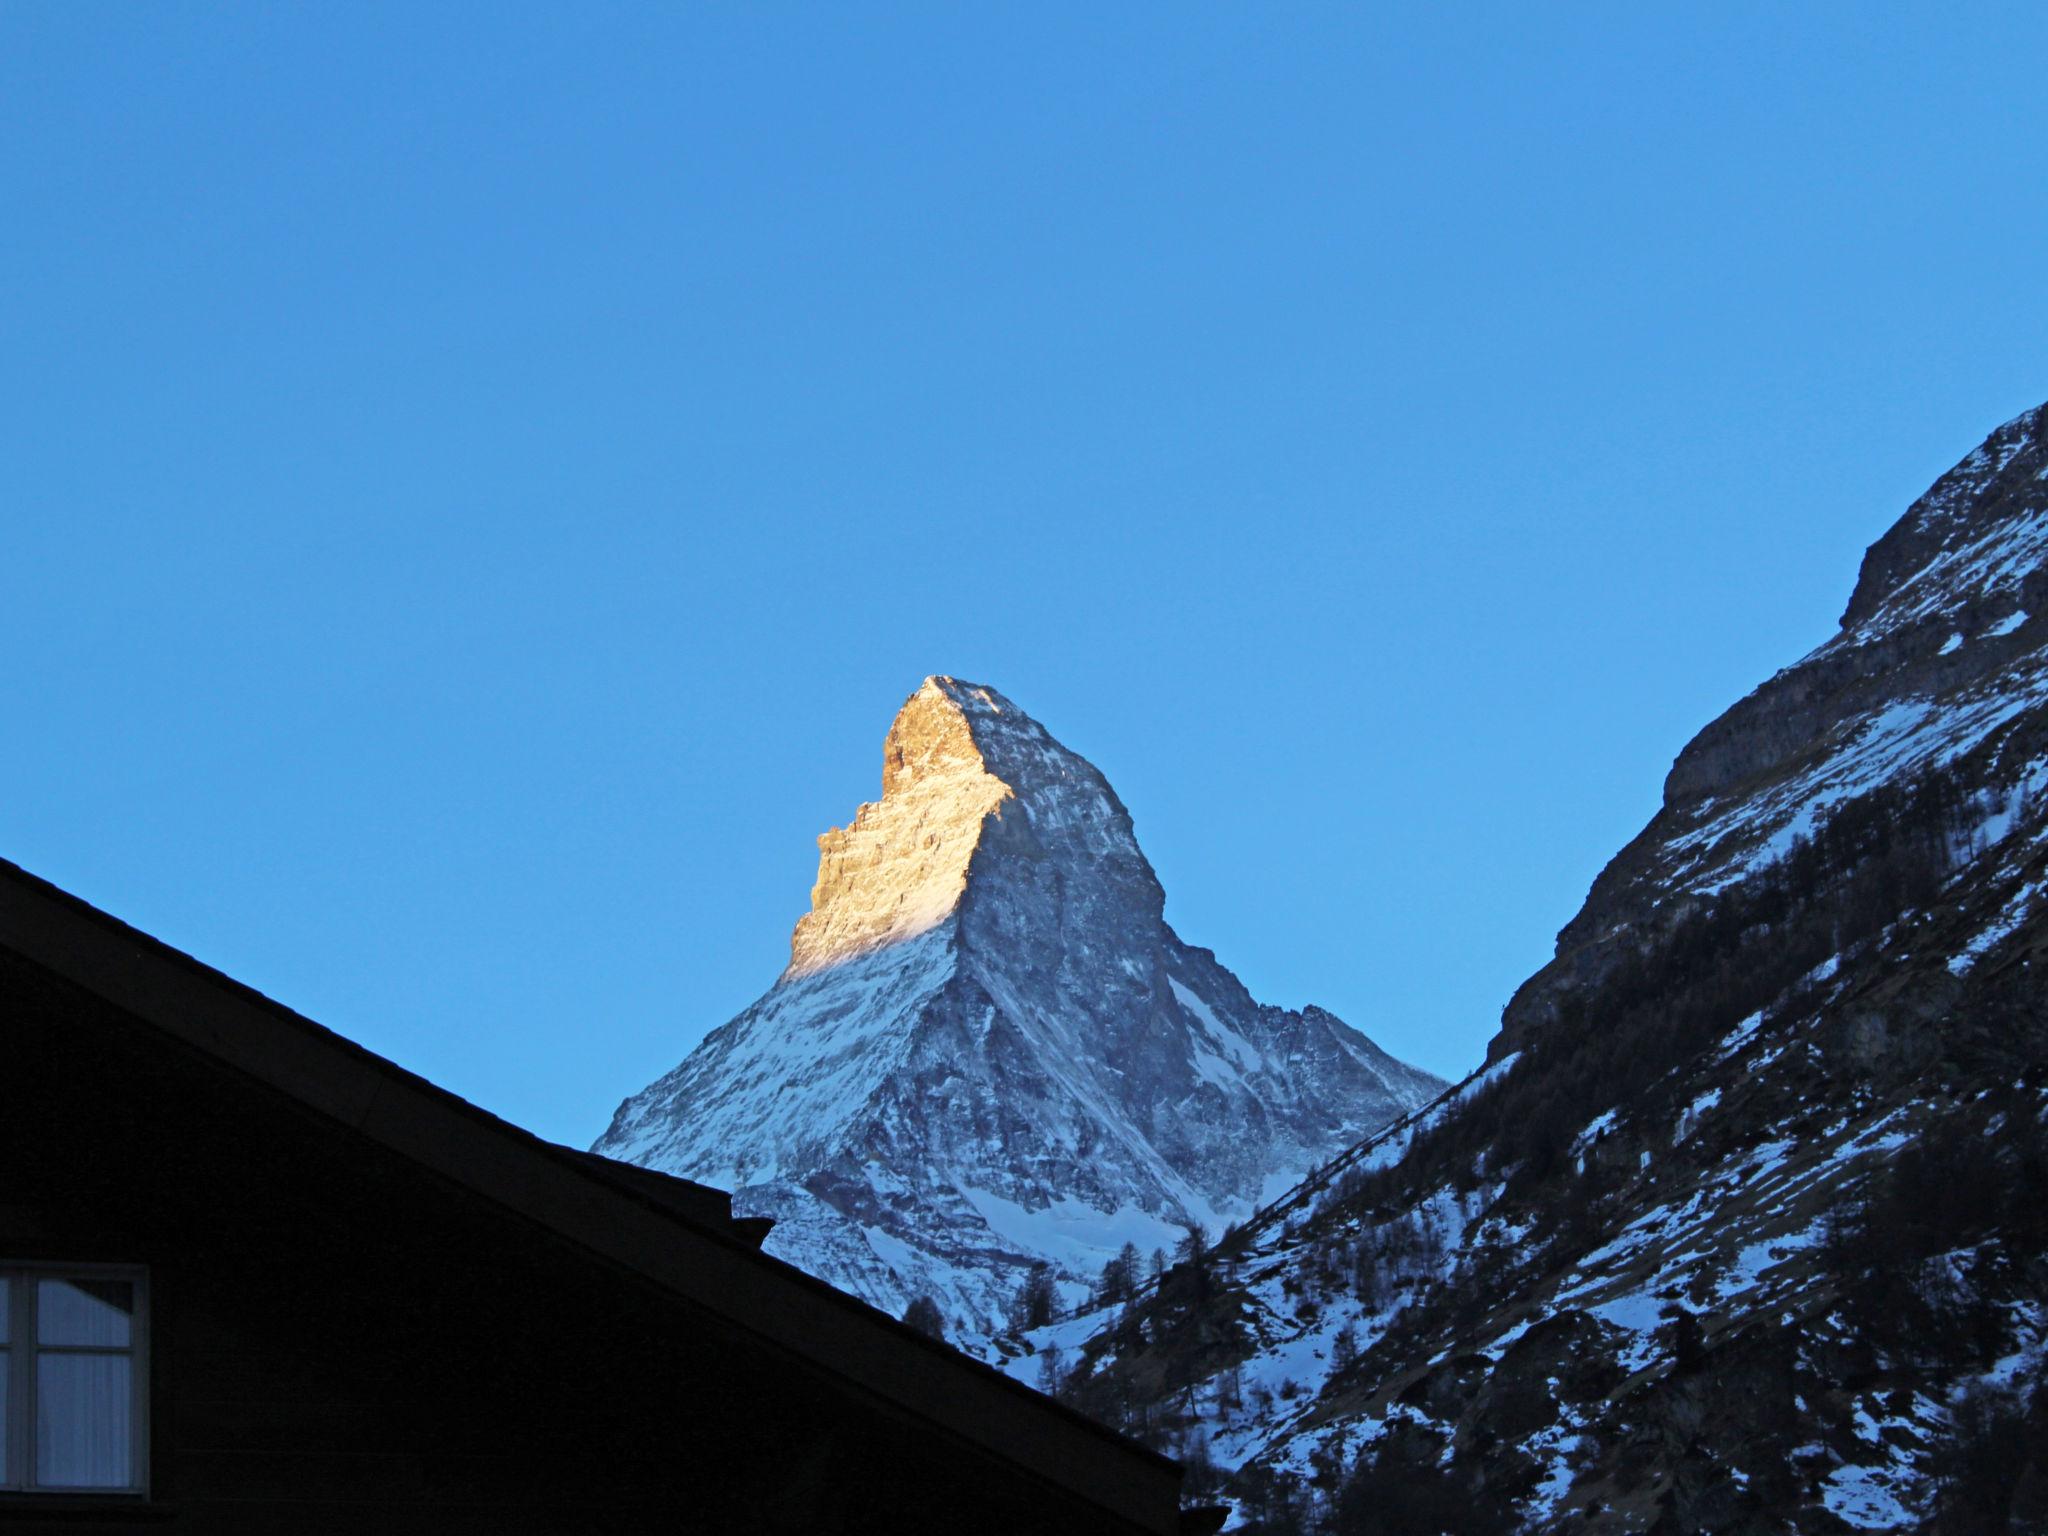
595,677,1442,1343
1500,401,2048,1053
1056,398,2048,1534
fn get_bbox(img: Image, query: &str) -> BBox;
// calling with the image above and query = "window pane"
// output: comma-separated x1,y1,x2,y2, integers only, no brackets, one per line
36,1353,132,1488
0,1276,9,1341
37,1279,133,1347
0,1350,9,1485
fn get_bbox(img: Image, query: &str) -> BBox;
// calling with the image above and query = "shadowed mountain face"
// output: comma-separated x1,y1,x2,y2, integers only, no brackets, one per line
1498,402,2048,1062
595,678,1442,1343
1050,403,2048,1534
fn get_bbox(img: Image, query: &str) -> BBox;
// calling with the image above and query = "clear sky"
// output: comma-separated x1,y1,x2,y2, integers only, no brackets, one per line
4,4,2045,1146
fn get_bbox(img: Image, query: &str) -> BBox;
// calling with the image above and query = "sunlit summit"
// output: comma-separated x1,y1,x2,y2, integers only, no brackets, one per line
596,676,1442,1344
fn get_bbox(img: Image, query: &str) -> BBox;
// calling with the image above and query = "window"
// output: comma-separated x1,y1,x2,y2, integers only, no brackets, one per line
0,1268,147,1495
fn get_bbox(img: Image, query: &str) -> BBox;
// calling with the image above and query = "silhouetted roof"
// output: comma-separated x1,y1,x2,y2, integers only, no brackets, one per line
0,855,1185,1535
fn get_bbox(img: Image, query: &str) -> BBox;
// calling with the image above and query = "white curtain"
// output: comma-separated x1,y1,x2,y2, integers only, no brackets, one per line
36,1281,132,1348
36,1354,132,1488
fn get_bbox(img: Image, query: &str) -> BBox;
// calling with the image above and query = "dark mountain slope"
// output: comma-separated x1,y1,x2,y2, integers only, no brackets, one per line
1040,402,2048,1535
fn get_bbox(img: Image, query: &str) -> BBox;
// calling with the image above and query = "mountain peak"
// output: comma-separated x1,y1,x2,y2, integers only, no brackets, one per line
791,677,1152,978
878,676,1011,796
789,679,1014,978
598,677,1444,1340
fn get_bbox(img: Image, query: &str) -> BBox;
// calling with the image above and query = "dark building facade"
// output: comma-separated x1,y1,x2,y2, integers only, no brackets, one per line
0,859,1192,1533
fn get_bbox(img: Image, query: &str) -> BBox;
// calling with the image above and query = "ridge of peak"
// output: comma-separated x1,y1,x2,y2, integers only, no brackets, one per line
1838,397,2048,632
903,675,1020,734
919,673,1003,705
790,678,1133,978
906,674,1004,705
883,676,1081,797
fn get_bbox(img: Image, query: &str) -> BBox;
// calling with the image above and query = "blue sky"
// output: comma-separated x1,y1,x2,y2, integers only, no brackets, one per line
4,4,2045,1145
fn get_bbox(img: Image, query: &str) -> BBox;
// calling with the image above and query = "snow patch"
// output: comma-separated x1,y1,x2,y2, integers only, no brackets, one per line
1823,1462,1919,1530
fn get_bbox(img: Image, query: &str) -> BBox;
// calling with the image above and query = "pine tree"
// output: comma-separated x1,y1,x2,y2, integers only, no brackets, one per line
1036,1344,1066,1396
1013,1262,1057,1330
1097,1241,1141,1306
1659,1303,1703,1371
1215,1360,1245,1411
901,1294,946,1342
1176,1224,1212,1299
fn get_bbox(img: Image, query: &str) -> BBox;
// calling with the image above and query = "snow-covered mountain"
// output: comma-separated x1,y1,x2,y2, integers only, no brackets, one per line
595,677,1443,1342
1048,401,2048,1533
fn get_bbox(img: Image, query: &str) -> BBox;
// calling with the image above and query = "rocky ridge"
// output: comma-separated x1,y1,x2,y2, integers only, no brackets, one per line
1499,404,2048,1058
595,678,1443,1344
1043,402,2048,1534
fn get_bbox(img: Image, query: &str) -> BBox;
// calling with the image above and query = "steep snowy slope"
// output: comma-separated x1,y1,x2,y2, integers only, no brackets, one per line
1055,402,2048,1534
596,678,1442,1342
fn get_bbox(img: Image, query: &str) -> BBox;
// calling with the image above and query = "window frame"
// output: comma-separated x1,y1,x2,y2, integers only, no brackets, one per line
0,1263,150,1498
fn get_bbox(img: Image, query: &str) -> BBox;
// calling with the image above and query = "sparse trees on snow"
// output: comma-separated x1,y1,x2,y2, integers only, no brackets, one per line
1096,1241,1142,1307
1012,1262,1058,1330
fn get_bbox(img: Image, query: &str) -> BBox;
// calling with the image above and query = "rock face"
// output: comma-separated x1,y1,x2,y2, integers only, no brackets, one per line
595,677,1443,1341
1498,401,2048,1057
1056,401,2048,1533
